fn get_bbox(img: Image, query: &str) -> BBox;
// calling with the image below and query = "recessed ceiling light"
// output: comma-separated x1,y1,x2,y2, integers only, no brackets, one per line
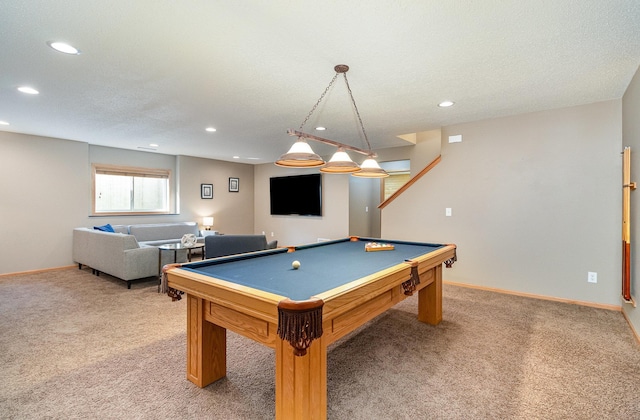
149,143,159,147
315,126,326,131
232,156,240,159
18,86,39,95
438,101,455,108
47,41,80,55
247,157,260,160
205,127,216,132
0,121,9,125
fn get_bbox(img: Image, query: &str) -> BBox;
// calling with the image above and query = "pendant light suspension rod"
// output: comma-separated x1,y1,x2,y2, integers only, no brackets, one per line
293,64,374,155
298,73,340,131
340,70,373,152
286,129,376,157
276,64,387,177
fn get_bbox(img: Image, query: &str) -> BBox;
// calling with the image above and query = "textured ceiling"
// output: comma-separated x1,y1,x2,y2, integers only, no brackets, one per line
1,1,639,163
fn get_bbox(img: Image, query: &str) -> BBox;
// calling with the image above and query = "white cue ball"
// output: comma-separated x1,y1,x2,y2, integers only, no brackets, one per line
292,260,301,269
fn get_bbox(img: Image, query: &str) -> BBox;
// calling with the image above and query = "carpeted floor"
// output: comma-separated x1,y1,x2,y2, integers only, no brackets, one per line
0,268,638,419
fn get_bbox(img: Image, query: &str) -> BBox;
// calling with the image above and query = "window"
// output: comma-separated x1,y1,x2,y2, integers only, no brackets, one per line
383,172,411,200
92,164,171,215
380,160,411,200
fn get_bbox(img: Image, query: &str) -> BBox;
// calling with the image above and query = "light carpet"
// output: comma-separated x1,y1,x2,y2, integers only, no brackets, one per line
0,268,638,419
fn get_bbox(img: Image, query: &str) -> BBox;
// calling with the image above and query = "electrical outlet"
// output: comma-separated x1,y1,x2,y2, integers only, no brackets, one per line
588,272,597,283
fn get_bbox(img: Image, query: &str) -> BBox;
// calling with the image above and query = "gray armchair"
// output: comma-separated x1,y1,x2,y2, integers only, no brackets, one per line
204,234,277,259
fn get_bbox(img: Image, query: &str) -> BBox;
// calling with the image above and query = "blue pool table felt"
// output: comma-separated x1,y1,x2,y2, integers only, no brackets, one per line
182,239,444,301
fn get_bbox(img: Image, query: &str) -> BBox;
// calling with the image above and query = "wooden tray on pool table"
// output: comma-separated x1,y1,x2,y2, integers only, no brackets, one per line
364,242,395,252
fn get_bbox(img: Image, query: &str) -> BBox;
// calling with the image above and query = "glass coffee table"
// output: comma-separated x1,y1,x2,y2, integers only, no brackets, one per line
158,242,205,292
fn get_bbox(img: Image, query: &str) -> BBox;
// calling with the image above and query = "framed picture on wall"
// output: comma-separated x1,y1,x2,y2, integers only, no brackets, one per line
201,184,213,199
229,177,239,192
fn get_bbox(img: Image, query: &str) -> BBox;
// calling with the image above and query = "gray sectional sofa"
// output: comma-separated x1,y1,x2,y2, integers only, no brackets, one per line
72,222,204,288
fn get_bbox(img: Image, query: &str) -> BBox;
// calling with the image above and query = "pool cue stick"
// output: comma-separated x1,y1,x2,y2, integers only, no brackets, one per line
622,147,634,302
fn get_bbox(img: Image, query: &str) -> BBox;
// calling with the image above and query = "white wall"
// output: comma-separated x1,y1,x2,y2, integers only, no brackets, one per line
254,164,349,247
622,65,640,336
382,100,622,307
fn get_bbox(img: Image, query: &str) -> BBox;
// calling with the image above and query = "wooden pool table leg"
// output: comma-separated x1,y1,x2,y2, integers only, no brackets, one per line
186,294,227,387
417,265,442,325
275,335,327,420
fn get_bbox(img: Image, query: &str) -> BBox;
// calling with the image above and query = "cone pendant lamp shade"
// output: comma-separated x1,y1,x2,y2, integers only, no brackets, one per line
320,148,361,173
351,157,389,178
275,138,325,168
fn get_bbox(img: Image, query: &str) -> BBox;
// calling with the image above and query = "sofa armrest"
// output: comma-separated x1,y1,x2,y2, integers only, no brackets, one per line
121,247,160,280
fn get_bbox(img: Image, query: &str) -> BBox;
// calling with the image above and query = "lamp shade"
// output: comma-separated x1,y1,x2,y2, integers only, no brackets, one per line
320,148,361,173
203,216,214,228
275,139,325,168
351,158,389,178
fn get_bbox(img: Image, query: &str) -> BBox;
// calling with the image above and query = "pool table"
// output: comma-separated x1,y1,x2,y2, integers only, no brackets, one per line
163,236,456,420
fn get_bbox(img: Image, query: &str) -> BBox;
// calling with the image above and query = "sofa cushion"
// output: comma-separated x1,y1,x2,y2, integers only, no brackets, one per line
205,234,269,259
111,225,130,234
129,222,199,242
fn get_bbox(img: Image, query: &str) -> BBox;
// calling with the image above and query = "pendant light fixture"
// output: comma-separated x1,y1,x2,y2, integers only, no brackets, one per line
276,65,388,178
321,147,361,173
352,157,388,178
274,137,325,168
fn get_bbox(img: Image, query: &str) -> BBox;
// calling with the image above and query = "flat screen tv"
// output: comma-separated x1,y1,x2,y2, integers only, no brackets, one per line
270,174,322,216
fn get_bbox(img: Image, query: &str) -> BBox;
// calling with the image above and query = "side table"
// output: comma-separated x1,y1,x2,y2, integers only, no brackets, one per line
158,242,205,292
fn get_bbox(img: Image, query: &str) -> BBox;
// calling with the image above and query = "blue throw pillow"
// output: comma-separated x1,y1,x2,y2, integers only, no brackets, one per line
94,223,115,233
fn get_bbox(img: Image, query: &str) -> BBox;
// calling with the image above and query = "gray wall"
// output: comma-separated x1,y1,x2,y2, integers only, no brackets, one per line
375,129,442,177
2,94,637,339
177,155,254,234
89,145,178,215
0,133,255,274
382,100,622,307
622,65,640,336
348,176,381,238
346,129,442,239
253,164,349,246
1,133,88,273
